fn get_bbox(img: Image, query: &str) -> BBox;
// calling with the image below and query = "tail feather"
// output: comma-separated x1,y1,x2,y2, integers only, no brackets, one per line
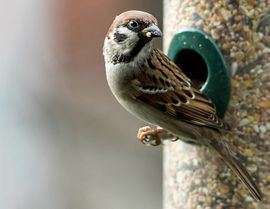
225,153,263,201
209,140,263,201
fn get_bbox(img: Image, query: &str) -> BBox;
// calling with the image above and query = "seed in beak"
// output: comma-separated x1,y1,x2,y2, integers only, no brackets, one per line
146,32,152,37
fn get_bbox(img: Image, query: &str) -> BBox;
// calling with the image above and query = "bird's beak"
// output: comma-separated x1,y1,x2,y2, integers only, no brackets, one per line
142,24,162,38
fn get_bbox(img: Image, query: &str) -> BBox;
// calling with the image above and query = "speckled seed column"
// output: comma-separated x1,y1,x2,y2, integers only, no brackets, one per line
163,1,270,208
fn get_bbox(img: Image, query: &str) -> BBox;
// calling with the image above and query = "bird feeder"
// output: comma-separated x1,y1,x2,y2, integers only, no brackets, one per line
163,1,270,208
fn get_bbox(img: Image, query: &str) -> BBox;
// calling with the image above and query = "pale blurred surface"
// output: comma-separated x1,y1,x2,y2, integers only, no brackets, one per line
0,1,162,209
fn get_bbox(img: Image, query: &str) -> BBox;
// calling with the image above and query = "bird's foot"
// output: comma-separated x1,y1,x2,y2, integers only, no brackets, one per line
137,126,165,146
137,126,179,146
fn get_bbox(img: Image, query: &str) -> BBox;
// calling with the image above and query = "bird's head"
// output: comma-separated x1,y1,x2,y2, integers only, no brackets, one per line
103,10,162,65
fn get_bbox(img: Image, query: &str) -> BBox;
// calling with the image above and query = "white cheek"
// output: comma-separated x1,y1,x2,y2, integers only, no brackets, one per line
103,27,140,63
117,27,138,41
113,26,139,53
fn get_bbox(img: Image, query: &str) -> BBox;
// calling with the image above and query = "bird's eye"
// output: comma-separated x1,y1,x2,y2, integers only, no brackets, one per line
128,20,139,29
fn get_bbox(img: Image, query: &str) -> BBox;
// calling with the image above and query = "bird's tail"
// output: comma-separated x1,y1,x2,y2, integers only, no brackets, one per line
209,139,263,201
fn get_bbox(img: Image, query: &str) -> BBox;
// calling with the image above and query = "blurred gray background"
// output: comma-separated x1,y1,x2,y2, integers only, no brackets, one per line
0,0,162,209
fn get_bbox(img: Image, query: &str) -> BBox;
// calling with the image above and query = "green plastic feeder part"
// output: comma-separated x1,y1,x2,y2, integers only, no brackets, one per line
167,28,231,118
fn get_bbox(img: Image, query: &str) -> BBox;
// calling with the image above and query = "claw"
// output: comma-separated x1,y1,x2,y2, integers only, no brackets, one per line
137,126,163,146
137,126,152,140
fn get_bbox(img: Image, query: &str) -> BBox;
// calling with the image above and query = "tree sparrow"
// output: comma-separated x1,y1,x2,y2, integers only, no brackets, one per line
103,10,262,201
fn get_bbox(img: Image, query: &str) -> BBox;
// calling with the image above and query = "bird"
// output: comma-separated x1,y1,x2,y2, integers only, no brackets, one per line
103,10,263,201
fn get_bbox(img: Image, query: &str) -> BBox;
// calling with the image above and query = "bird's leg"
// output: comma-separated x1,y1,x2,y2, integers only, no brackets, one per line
137,126,179,146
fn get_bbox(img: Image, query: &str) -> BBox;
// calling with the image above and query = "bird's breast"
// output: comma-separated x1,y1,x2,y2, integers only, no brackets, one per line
106,63,204,142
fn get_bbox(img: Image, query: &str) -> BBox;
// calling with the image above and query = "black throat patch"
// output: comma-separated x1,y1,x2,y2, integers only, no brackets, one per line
111,36,150,65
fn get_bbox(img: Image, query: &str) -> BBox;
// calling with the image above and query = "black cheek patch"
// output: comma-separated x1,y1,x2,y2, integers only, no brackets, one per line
114,31,128,43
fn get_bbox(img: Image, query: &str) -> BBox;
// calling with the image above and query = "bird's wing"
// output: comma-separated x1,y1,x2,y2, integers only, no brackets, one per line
133,49,229,131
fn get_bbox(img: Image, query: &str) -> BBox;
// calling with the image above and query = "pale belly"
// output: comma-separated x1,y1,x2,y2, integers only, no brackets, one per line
116,94,203,142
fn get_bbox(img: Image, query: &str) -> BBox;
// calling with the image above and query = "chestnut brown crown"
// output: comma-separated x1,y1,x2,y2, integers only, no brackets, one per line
106,10,158,38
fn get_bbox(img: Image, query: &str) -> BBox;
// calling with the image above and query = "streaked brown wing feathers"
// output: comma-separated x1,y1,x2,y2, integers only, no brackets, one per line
135,49,229,131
